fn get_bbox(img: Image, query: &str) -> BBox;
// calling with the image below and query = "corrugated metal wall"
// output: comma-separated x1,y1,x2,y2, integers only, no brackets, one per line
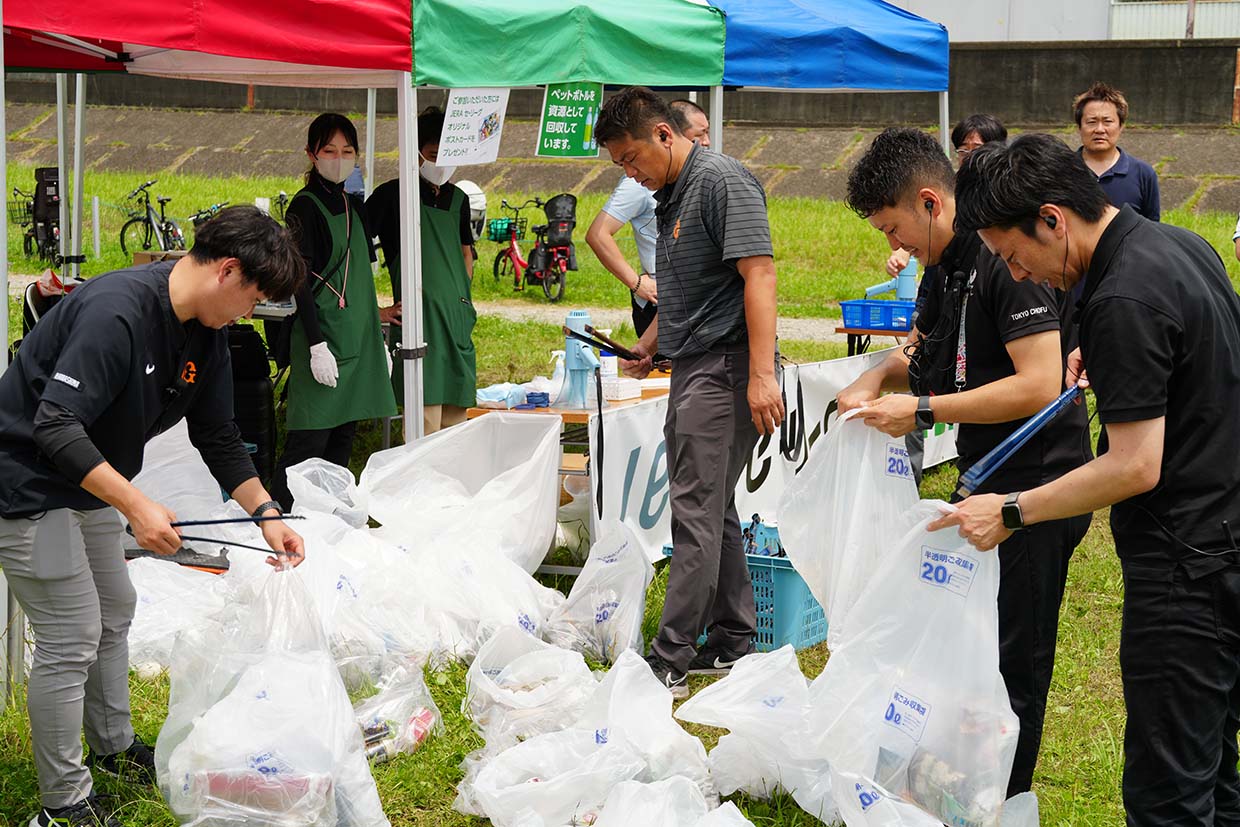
1111,1,1240,39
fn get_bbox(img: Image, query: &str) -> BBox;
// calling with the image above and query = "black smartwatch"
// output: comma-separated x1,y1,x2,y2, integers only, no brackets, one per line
1001,492,1025,530
252,500,282,519
914,395,935,431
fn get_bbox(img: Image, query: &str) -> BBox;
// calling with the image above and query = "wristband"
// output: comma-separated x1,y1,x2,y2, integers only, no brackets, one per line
631,273,644,295
252,500,282,519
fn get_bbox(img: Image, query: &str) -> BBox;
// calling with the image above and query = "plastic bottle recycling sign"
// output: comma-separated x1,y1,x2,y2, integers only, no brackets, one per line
537,81,603,158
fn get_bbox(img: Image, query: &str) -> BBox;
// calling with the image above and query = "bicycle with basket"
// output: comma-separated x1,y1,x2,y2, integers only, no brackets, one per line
488,194,578,303
9,167,63,265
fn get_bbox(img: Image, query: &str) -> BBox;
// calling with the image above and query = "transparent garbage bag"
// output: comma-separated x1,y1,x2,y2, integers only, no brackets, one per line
777,411,919,650
544,523,654,663
156,568,389,827
594,776,709,827
808,502,1019,827
464,626,599,751
359,413,561,573
697,802,757,826
353,658,443,764
127,557,227,674
287,459,369,528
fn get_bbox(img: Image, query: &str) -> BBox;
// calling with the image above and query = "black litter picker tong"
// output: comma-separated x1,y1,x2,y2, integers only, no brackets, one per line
124,514,304,557
563,325,671,371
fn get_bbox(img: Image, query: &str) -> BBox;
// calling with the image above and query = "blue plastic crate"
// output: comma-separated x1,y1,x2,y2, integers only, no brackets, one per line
840,299,915,332
661,543,827,652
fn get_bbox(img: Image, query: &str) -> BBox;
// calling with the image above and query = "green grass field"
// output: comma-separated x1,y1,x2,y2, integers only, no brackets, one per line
2,161,1236,825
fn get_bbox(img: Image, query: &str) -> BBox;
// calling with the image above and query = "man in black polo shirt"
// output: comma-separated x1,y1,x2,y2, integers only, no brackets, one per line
0,207,306,827
595,86,783,699
834,128,1092,797
943,133,1240,826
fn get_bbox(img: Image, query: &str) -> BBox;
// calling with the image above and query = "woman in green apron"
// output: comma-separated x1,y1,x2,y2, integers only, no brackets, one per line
271,113,396,510
366,107,478,435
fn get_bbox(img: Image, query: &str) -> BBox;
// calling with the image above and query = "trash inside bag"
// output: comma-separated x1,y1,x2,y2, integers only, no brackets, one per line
287,459,369,528
359,413,561,573
593,776,709,827
777,412,919,650
353,658,443,765
465,626,599,751
807,501,1019,827
156,568,389,827
544,523,653,663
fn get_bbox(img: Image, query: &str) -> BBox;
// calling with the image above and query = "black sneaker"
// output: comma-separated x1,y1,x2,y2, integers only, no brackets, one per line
30,795,121,827
86,736,157,785
686,640,758,676
644,652,689,700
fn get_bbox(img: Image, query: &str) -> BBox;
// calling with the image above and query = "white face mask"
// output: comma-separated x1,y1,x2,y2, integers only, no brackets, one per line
419,154,455,186
314,155,354,184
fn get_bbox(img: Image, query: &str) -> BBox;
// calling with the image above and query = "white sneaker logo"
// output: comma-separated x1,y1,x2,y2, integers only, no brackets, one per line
714,656,736,669
145,364,156,375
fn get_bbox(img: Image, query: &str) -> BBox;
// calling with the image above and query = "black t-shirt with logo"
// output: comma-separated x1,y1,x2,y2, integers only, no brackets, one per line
913,231,1091,493
1079,206,1240,576
0,262,254,517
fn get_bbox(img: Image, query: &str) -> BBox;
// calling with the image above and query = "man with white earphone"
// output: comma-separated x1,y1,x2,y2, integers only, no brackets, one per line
595,87,782,700
836,128,1092,797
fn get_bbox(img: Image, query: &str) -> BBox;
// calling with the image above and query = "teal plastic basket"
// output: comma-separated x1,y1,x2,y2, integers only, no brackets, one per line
661,544,827,652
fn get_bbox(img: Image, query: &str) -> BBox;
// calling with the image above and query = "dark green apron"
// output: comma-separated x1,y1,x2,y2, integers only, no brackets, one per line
288,190,397,430
393,186,477,408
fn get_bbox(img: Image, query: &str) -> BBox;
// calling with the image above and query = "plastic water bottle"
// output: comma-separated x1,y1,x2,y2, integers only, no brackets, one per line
599,350,619,378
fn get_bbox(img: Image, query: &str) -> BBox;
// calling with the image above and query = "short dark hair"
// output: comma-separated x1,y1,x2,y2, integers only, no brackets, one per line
417,106,445,150
189,205,305,301
846,128,954,218
595,86,675,146
306,112,358,155
668,99,707,137
954,133,1109,236
1073,81,1129,126
950,114,1007,150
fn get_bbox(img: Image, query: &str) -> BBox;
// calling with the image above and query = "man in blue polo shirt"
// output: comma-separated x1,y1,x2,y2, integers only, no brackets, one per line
1073,81,1160,222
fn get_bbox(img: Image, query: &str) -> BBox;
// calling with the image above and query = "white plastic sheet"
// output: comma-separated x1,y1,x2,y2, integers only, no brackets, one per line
156,568,389,827
130,418,226,523
697,802,757,826
465,626,599,750
594,776,709,827
777,412,919,650
359,413,561,573
808,502,1019,827
544,523,653,663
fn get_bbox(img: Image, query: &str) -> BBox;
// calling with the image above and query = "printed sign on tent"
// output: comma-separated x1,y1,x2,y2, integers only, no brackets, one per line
439,88,510,166
536,81,603,158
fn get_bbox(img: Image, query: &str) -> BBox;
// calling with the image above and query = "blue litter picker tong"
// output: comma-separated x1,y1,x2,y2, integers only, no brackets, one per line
956,386,1083,497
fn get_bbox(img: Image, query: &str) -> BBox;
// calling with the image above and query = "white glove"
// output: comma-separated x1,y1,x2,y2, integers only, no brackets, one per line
385,346,394,377
309,341,339,388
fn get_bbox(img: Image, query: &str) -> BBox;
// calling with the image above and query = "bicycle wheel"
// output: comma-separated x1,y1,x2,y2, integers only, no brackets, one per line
165,220,186,251
120,218,156,257
488,249,508,285
22,232,33,258
542,260,566,303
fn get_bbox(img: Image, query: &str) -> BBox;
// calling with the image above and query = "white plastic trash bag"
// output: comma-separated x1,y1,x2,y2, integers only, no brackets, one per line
593,776,709,827
544,523,654,663
808,501,1019,827
288,459,369,528
131,418,225,525
696,802,756,826
127,558,228,674
354,658,443,764
156,568,389,827
469,728,646,827
465,626,599,750
574,650,714,802
778,411,919,650
833,771,943,827
359,413,561,573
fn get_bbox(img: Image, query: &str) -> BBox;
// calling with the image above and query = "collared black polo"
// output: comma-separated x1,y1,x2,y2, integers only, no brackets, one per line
915,231,1091,493
1079,205,1240,575
0,262,255,517
653,143,773,359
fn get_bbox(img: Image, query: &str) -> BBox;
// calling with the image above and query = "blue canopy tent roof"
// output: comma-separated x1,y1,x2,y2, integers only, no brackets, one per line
709,0,951,151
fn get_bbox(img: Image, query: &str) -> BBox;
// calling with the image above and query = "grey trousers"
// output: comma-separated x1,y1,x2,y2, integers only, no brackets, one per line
0,508,136,809
653,350,759,671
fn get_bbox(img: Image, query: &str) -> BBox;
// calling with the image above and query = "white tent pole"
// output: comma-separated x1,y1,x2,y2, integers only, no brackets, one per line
56,76,69,262
0,0,8,370
71,74,86,280
939,90,951,157
709,85,723,153
365,89,377,200
396,74,425,441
